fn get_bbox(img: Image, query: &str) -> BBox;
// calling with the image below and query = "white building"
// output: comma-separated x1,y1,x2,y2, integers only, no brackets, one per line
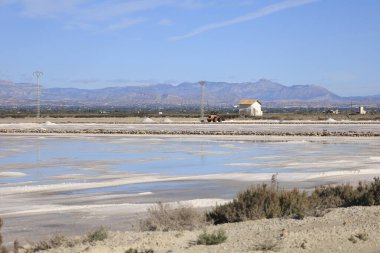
359,106,366,115
239,99,263,117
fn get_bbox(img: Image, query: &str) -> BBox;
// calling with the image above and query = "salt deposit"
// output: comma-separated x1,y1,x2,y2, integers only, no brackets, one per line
163,117,173,123
142,117,155,123
326,118,337,122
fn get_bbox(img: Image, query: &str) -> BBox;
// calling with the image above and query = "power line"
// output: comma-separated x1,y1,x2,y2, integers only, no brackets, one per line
33,71,43,120
199,81,205,122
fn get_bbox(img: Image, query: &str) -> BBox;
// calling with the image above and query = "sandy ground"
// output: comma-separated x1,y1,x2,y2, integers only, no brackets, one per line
14,205,380,253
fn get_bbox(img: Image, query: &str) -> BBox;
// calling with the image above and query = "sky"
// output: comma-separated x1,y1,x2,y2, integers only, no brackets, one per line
0,0,379,96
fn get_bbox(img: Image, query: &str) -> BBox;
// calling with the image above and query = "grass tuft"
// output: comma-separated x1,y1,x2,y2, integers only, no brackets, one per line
196,229,227,245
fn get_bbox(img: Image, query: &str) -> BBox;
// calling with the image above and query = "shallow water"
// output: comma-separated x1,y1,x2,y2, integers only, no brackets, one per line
1,135,379,192
1,135,380,242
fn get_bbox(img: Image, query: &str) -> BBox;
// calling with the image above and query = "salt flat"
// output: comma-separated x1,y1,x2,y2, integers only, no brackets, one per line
1,121,380,133
1,133,380,243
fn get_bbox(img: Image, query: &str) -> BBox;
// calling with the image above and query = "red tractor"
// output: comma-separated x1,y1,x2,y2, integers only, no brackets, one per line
207,113,225,122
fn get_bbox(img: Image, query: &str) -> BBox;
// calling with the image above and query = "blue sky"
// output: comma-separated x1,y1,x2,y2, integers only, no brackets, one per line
0,0,379,96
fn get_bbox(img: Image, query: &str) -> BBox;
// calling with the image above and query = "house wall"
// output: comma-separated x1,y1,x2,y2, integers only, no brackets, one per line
239,102,263,116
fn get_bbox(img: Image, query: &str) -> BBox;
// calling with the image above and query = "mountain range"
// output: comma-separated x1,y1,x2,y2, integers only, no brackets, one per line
0,79,379,108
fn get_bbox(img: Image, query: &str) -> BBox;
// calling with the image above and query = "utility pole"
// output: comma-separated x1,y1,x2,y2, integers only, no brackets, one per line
199,81,205,122
33,71,43,120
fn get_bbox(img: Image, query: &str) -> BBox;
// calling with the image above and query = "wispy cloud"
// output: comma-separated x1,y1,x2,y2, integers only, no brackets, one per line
0,0,206,32
2,0,85,17
171,0,319,41
107,17,146,31
1,0,205,19
80,0,173,21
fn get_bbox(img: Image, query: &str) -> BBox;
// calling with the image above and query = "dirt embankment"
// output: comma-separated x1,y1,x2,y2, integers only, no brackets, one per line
1,128,380,137
17,205,380,253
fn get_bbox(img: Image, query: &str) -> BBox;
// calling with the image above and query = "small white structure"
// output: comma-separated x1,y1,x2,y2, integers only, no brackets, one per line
326,109,339,114
239,99,263,117
359,106,366,115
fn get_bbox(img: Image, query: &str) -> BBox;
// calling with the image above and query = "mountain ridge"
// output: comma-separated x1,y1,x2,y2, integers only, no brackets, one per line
0,79,378,107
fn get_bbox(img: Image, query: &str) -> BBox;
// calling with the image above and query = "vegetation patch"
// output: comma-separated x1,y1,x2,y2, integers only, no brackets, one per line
349,233,369,243
25,227,107,252
86,226,108,243
253,239,281,252
27,235,78,252
207,177,380,224
125,248,154,253
0,218,19,253
140,202,207,231
196,229,227,245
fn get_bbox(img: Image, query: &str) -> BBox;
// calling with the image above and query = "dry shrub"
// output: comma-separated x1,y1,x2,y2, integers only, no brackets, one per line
0,246,7,253
0,218,3,250
0,218,8,253
28,235,76,252
13,240,19,253
26,227,107,252
254,239,281,251
311,177,380,208
207,184,308,224
85,226,108,243
196,229,227,245
140,202,206,231
207,177,380,225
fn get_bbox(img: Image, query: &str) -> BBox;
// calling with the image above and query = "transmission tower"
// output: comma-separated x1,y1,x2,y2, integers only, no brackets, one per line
199,81,205,122
33,71,43,119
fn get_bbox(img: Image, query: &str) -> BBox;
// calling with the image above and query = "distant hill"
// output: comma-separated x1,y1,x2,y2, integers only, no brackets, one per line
0,79,379,107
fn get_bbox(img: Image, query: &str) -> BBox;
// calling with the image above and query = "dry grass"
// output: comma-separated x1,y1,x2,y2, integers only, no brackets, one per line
26,235,78,252
253,239,281,252
26,227,108,252
139,202,207,232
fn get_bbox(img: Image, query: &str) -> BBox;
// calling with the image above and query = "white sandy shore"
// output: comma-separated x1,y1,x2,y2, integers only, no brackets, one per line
2,198,230,216
1,167,379,196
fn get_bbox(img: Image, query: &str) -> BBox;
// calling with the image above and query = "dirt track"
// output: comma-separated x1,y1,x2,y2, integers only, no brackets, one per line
1,120,380,136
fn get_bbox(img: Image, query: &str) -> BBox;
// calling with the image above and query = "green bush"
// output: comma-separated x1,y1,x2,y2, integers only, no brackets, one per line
207,177,380,225
311,177,380,208
207,184,308,224
86,226,108,243
197,229,227,245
